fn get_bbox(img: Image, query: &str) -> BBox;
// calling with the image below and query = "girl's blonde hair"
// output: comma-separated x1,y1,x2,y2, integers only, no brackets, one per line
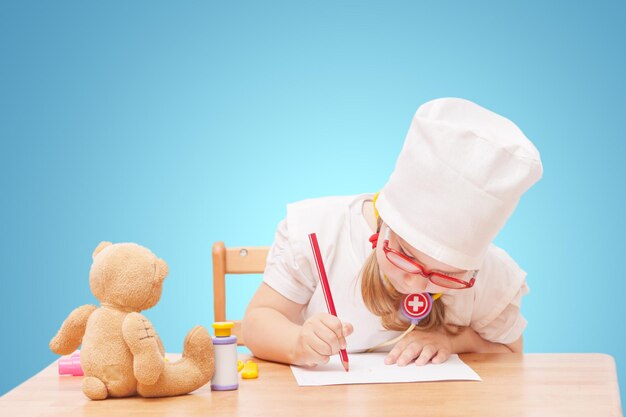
360,217,458,334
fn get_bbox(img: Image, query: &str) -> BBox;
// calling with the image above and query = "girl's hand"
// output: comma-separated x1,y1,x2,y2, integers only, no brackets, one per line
385,327,453,366
292,313,353,367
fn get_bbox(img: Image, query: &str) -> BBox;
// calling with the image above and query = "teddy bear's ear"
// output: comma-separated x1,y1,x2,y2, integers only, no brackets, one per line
92,241,112,260
156,258,169,281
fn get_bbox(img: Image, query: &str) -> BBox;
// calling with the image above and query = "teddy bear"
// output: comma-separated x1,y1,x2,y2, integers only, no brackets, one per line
50,241,215,400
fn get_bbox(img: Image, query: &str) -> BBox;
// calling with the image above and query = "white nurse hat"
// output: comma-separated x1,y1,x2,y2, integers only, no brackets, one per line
376,98,543,270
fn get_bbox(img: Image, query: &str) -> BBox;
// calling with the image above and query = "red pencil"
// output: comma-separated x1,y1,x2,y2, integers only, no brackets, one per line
308,233,350,372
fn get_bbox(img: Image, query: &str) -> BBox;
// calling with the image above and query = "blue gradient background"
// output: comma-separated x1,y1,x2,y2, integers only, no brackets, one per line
1,0,624,401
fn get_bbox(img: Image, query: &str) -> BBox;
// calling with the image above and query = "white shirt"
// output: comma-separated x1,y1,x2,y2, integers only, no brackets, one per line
263,194,529,352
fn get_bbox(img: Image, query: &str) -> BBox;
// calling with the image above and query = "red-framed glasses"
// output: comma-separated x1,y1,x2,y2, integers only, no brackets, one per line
382,227,477,290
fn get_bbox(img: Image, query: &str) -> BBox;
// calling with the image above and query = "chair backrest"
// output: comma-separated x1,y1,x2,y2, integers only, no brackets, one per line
212,241,270,346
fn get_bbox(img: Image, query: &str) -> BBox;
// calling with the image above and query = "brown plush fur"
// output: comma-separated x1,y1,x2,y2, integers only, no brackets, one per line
50,241,215,400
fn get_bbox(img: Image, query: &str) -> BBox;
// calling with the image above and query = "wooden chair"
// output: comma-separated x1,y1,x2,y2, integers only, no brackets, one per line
212,241,270,346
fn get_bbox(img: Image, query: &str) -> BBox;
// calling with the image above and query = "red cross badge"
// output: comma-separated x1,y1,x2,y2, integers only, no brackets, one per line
401,293,433,323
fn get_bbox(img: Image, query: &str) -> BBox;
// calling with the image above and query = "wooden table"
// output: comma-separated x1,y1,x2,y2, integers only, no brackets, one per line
0,353,622,417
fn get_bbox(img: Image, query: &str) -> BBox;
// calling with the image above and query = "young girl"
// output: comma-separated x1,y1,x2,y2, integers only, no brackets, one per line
243,97,543,368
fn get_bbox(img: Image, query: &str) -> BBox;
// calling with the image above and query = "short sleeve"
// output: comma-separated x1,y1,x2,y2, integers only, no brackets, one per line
470,245,530,345
473,281,529,345
262,218,317,304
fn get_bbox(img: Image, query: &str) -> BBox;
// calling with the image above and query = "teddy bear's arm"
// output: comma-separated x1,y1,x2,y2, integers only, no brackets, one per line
122,312,165,386
156,334,166,357
49,304,97,355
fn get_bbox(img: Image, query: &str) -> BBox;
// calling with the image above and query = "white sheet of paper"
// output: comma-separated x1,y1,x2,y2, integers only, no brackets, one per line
290,353,481,386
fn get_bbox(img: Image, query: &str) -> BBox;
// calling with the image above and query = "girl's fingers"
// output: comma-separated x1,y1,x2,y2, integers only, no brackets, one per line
319,314,351,350
385,330,452,366
431,348,451,364
385,348,401,365
385,337,412,364
396,342,422,367
303,344,330,367
342,322,354,338
312,325,340,355
307,328,334,356
414,344,437,366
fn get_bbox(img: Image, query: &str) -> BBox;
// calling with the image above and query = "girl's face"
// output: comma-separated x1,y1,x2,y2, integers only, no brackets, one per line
374,222,468,294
